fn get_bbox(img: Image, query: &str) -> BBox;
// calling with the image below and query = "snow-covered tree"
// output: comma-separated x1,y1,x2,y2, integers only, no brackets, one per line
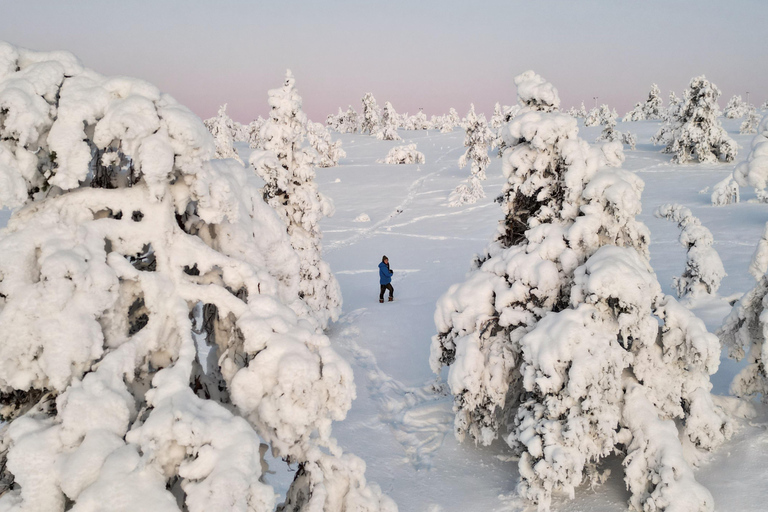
584,106,600,127
621,131,637,150
251,70,342,331
377,101,402,140
360,92,381,135
203,103,242,163
719,112,768,402
432,71,730,511
710,175,740,206
306,121,346,167
741,104,760,134
326,108,343,132
338,105,359,134
0,42,395,512
723,95,749,119
655,204,725,300
378,144,425,164
449,105,494,206
576,102,588,118
246,116,267,149
409,110,429,130
622,102,646,122
643,83,664,119
652,76,737,163
595,104,619,142
490,102,504,129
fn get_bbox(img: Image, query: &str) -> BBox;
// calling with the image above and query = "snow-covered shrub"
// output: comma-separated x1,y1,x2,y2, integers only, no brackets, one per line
432,71,730,512
719,111,768,402
655,204,725,299
306,121,346,168
449,105,494,206
203,103,242,163
621,131,637,150
653,76,737,163
584,106,600,127
377,101,402,141
360,92,381,135
252,70,342,331
710,175,740,206
740,105,760,134
723,94,749,119
0,42,394,512
409,110,429,130
378,144,425,164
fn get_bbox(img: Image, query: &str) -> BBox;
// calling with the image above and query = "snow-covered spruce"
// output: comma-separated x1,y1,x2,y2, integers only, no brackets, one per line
740,104,760,135
306,121,346,167
449,104,494,207
655,204,725,299
432,71,730,511
622,102,646,122
584,106,600,127
247,116,267,149
723,95,749,119
439,108,461,133
337,105,359,134
378,144,425,164
621,131,637,151
0,42,394,512
595,104,619,142
623,83,664,121
652,76,737,163
377,101,402,141
360,92,381,135
203,103,242,163
251,70,342,331
710,175,739,206
719,111,768,402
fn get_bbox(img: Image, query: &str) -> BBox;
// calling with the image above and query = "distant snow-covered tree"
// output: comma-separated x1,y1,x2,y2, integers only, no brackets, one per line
410,110,429,130
246,116,267,149
621,131,637,150
584,106,600,127
0,42,395,512
724,95,749,119
653,76,737,163
252,70,342,331
326,108,343,132
204,103,242,163
622,102,646,122
655,204,725,299
378,144,425,164
339,105,360,133
490,102,505,129
306,121,346,167
449,104,494,206
360,92,382,135
643,83,664,119
596,104,619,142
446,107,461,130
377,101,402,140
741,104,760,134
432,71,730,512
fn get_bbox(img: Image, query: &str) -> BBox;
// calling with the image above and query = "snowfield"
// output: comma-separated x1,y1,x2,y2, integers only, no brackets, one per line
233,115,767,511
1,109,766,510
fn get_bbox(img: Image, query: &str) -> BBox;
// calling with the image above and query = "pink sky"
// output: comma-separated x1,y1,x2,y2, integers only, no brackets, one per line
2,1,766,123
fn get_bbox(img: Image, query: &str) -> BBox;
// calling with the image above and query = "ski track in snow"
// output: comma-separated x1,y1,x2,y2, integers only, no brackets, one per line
334,308,454,470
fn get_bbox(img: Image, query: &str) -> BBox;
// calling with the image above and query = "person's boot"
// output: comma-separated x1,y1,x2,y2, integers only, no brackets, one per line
388,296,394,302
379,298,384,303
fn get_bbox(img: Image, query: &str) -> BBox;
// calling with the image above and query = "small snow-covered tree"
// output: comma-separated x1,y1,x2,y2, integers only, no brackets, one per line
719,112,768,402
377,101,402,140
252,70,342,331
741,104,760,134
409,110,429,130
490,102,504,129
655,204,725,300
653,76,737,163
339,105,359,133
449,104,494,206
622,102,646,122
306,121,346,167
710,175,740,206
0,42,394,512
596,104,619,142
643,83,664,119
584,106,600,127
723,95,749,119
621,131,637,150
432,71,730,512
326,108,343,132
204,103,243,163
360,92,381,135
378,144,425,164
247,116,267,149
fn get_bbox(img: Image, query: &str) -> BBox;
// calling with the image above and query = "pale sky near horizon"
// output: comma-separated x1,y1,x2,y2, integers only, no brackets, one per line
1,0,766,123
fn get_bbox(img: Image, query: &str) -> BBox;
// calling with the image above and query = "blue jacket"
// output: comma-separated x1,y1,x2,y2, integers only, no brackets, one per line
379,262,393,285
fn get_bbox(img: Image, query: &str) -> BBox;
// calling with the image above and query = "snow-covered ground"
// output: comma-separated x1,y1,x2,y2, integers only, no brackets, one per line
247,116,766,511
2,117,766,511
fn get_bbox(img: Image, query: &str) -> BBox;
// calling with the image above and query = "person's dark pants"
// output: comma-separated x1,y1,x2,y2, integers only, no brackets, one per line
380,283,394,300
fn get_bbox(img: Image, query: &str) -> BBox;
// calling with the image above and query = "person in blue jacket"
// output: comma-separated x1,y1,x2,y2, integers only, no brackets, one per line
379,255,394,303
